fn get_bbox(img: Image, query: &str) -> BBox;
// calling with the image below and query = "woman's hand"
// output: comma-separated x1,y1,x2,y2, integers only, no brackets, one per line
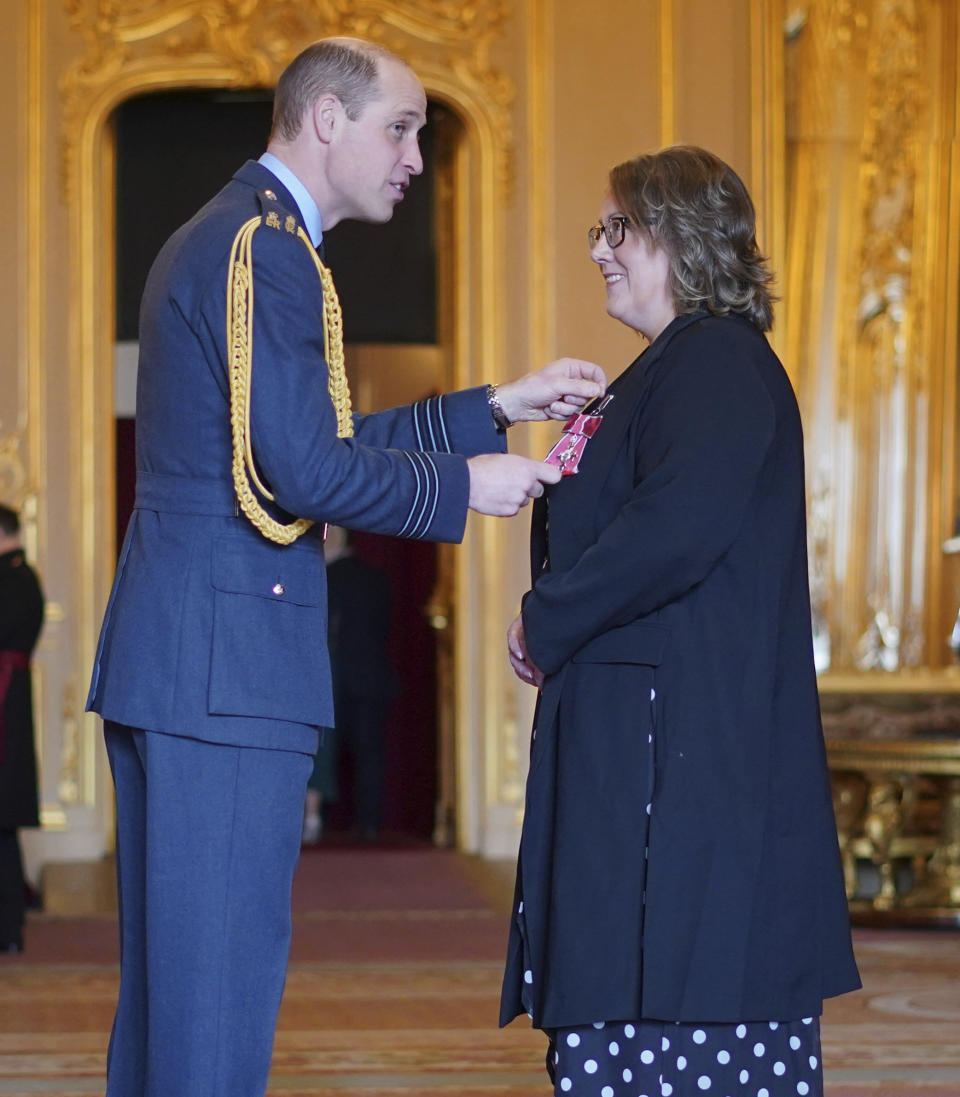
507,613,544,688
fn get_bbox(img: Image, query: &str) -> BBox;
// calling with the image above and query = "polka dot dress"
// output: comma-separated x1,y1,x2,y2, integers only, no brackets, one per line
515,682,824,1096
547,1016,823,1096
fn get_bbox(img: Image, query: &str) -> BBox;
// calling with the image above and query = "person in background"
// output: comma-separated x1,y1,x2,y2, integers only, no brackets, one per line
303,526,395,843
0,503,45,954
502,145,860,1097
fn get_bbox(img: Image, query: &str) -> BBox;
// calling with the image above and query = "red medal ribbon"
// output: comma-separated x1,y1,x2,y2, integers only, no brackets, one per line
0,651,31,764
543,395,614,476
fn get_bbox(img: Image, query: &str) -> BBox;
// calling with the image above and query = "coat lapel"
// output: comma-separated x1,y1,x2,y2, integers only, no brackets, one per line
541,313,705,564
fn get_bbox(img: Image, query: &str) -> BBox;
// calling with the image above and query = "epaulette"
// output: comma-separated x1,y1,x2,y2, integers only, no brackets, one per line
256,187,300,236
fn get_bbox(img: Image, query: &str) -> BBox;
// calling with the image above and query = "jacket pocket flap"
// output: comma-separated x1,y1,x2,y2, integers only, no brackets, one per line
211,536,322,607
572,621,669,666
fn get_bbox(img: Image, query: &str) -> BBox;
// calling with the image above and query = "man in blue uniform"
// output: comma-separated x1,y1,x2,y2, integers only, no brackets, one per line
87,35,604,1097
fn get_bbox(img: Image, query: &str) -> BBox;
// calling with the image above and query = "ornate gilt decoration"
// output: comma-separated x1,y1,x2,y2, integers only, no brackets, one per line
58,676,82,805
60,0,514,200
783,0,956,677
0,432,27,503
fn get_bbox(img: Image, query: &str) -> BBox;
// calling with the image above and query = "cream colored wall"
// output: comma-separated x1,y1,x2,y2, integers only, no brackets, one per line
3,0,760,875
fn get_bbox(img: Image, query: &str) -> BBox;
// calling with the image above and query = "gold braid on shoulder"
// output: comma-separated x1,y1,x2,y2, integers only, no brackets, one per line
226,216,354,545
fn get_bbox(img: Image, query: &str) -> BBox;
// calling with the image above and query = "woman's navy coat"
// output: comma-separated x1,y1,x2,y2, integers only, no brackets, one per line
500,312,860,1030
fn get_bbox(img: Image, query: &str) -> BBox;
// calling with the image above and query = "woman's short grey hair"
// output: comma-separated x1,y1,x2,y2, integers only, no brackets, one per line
609,146,776,332
271,37,403,141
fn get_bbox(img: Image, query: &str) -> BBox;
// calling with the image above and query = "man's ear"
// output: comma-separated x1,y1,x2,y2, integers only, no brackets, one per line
311,93,343,145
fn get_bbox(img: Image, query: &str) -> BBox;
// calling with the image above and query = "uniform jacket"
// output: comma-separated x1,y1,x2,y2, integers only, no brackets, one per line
87,161,504,753
500,312,860,1029
0,548,44,829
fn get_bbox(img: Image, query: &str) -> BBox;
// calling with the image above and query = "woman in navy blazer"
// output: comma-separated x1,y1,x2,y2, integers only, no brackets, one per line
501,146,860,1097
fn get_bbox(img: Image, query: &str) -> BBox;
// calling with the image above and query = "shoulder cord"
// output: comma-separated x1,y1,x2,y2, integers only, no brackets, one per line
226,217,354,545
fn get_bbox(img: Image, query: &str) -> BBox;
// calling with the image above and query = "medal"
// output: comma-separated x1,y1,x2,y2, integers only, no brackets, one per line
543,394,614,476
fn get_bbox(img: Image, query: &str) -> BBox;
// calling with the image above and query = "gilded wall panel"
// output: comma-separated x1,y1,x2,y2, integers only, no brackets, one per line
783,0,960,682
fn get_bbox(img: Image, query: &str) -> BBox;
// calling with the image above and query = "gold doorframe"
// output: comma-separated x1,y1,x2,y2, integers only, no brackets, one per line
59,0,516,843
750,0,960,690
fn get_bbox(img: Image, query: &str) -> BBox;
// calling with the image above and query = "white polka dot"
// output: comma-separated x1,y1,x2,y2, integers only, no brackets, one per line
790,1036,801,1051
768,1021,779,1031
608,1041,620,1056
651,688,656,699
523,970,533,984
774,1061,786,1076
622,1068,633,1083
697,1078,711,1091
802,1017,813,1025
759,1090,770,1097
693,1029,707,1045
518,900,524,913
554,1051,559,1064
675,1055,686,1070
753,1042,766,1057
584,1059,598,1074
602,1088,614,1097
736,1024,747,1039
797,1084,810,1096
566,1033,580,1048
593,1021,605,1029
559,1079,572,1093
624,1024,636,1038
641,1049,655,1064
646,803,652,814
662,1085,674,1097
661,1036,671,1051
717,1049,730,1064
809,1055,818,1069
739,1069,750,1083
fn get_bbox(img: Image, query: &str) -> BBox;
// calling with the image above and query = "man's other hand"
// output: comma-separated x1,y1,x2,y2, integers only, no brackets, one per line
495,358,607,424
466,454,562,516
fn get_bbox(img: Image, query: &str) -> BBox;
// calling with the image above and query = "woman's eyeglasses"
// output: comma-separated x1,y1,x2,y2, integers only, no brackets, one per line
587,216,630,249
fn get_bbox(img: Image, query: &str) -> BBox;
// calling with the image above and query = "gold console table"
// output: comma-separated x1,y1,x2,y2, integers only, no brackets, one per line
828,739,960,924
825,708,960,926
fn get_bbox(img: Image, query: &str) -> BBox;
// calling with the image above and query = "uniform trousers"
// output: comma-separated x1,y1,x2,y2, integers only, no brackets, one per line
104,722,312,1097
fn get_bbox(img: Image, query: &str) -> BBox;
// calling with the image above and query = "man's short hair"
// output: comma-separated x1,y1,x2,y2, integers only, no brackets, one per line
0,503,20,538
271,37,403,141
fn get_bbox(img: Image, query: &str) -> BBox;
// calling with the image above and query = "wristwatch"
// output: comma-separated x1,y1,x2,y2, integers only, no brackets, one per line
486,383,512,431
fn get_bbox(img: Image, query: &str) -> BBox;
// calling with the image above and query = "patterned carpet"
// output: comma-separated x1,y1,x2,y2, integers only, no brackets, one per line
0,847,958,1095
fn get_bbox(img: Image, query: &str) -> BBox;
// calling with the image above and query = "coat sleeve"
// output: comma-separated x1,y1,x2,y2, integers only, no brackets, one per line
522,330,776,675
353,388,506,458
227,223,495,543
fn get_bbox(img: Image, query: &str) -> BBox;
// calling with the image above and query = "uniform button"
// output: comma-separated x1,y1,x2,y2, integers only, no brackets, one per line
264,189,277,200
272,582,285,596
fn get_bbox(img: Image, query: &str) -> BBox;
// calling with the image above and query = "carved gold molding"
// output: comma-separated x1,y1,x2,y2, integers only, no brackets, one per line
60,0,514,200
775,0,960,682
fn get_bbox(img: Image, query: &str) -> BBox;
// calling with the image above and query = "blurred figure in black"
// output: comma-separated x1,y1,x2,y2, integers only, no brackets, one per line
303,526,395,843
0,503,44,952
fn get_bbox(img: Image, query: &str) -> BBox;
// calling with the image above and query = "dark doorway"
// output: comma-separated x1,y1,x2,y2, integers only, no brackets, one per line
112,87,452,842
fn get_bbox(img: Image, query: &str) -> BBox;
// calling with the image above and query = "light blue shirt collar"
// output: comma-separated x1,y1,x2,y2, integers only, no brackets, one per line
257,152,323,248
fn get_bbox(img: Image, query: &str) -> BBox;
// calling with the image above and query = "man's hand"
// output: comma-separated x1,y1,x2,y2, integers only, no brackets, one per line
495,358,607,424
467,454,561,516
507,613,544,687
